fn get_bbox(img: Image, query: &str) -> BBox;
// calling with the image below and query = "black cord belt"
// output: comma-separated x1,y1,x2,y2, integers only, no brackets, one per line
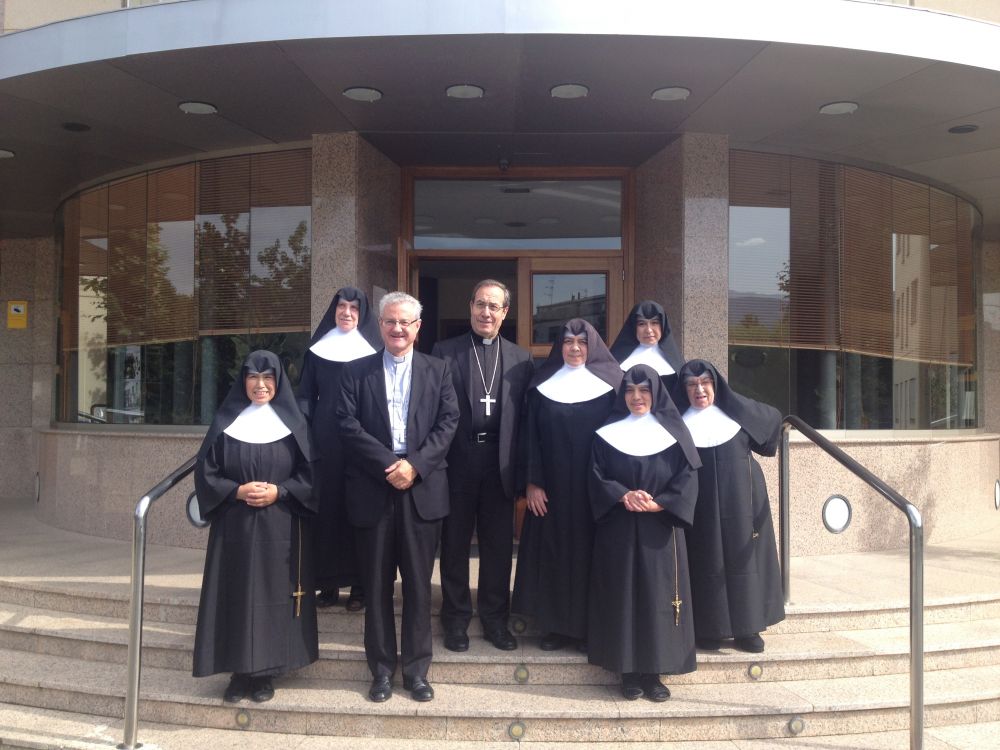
472,432,499,444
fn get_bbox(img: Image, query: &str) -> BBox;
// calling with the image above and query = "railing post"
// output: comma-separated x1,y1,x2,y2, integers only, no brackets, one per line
779,422,791,604
909,509,924,750
120,496,151,750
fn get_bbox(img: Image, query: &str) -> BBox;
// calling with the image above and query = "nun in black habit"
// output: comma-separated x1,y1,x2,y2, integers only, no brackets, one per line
297,287,381,611
193,350,318,703
511,319,622,652
609,300,683,394
672,359,785,653
588,364,701,701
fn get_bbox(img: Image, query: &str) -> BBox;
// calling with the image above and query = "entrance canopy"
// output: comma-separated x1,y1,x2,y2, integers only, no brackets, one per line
3,0,1000,237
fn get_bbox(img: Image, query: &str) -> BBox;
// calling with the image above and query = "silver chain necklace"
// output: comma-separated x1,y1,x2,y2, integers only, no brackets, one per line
471,335,500,416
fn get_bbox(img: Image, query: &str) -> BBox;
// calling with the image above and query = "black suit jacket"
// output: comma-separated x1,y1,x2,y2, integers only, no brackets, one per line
431,333,533,500
337,350,460,528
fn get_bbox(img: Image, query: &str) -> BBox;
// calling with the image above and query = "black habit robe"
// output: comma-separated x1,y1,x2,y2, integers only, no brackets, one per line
511,319,621,640
193,350,318,678
587,365,701,676
673,359,785,641
297,287,381,589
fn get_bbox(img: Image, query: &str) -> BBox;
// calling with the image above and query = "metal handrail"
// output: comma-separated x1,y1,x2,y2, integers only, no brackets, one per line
779,415,923,750
121,455,197,750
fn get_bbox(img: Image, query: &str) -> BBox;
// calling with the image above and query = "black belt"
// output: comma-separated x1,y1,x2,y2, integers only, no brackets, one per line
472,432,499,444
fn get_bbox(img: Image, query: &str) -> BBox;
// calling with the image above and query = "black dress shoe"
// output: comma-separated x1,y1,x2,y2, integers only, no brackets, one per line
734,633,765,653
403,676,434,702
345,585,365,612
250,676,274,703
483,627,517,651
539,632,569,651
575,638,588,654
315,589,340,608
443,630,470,652
368,676,393,702
223,673,250,703
621,672,643,701
696,637,723,651
640,674,670,702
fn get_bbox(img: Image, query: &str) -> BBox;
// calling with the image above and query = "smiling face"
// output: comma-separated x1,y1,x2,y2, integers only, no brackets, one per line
335,299,360,332
685,373,715,410
380,300,421,357
562,334,588,367
636,316,662,346
625,382,653,416
245,370,277,405
469,284,508,339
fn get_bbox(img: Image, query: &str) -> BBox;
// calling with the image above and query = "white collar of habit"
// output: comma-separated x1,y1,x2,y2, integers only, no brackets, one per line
682,404,741,447
310,327,377,362
618,343,675,375
224,403,292,444
536,363,614,404
596,412,677,456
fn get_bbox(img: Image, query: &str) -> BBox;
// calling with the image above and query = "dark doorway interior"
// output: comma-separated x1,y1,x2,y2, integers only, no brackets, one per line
416,259,518,353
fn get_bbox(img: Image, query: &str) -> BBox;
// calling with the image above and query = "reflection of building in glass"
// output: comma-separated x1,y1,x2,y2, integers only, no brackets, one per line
532,292,607,344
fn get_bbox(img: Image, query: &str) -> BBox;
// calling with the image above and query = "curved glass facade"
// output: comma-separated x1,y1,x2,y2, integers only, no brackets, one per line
58,150,312,425
729,151,979,429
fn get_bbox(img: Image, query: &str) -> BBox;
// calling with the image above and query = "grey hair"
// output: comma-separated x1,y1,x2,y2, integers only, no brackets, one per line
470,279,511,309
379,291,423,319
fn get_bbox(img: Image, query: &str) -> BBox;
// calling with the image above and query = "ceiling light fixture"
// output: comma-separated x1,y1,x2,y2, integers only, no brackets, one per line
178,101,218,115
342,87,383,103
62,122,91,132
0,149,14,159
818,101,859,116
446,84,485,99
550,83,589,99
948,124,978,134
651,86,691,101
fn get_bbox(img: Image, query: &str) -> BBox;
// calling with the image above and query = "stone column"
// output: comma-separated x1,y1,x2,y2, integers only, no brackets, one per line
311,132,400,328
635,133,729,374
0,235,57,505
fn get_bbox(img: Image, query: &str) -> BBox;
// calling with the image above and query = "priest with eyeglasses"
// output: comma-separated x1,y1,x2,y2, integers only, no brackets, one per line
431,279,533,653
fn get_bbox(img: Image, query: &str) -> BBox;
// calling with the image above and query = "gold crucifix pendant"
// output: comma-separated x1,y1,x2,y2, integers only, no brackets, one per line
672,594,682,626
292,585,305,618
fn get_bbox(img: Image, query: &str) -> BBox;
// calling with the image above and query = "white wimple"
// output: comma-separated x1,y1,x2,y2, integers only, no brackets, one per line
224,403,291,444
596,412,676,456
682,404,740,447
619,343,675,375
310,327,376,362
536,363,614,403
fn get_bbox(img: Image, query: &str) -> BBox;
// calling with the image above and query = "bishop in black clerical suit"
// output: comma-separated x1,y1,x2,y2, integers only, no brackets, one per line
193,350,317,704
673,359,785,653
431,280,533,652
337,292,459,703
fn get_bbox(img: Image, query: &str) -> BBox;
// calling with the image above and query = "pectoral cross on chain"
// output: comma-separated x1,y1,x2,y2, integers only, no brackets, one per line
480,394,497,416
292,584,305,618
672,593,683,626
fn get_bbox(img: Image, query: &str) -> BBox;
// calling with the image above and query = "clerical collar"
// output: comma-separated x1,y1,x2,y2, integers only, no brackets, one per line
383,350,412,366
536,363,614,404
310,327,377,362
596,412,676,456
619,343,675,376
476,334,496,346
682,404,741,447
223,403,292,444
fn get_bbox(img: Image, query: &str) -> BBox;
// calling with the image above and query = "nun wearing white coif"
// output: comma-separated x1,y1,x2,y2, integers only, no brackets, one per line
672,359,785,654
511,319,622,653
193,350,317,704
588,364,701,702
298,287,381,612
609,300,684,394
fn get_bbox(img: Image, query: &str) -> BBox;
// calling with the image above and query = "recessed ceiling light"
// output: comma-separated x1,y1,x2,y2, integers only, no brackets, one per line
550,83,589,99
651,86,691,102
0,149,14,159
178,101,218,115
948,124,979,134
342,87,383,103
62,122,91,132
446,84,485,99
505,221,527,228
819,101,858,116
473,217,497,225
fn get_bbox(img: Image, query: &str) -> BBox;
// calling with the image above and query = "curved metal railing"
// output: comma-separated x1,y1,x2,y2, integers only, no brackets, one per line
121,455,197,750
779,415,923,750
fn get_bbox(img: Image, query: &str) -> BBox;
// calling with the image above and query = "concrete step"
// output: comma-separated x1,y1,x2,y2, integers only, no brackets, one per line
4,600,1000,687
1,648,999,743
2,701,997,749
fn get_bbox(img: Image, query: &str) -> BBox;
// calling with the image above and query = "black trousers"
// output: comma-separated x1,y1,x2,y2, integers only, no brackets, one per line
355,488,441,681
439,444,513,633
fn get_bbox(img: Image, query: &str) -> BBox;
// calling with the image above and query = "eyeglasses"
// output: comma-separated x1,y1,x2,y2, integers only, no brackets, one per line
380,318,419,329
685,376,713,389
472,300,506,314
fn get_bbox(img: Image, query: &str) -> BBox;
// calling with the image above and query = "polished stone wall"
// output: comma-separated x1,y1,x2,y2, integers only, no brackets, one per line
0,236,56,505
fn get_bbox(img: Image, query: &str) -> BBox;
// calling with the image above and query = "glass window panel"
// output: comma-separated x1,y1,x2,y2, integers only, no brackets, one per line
531,273,607,345
414,179,622,250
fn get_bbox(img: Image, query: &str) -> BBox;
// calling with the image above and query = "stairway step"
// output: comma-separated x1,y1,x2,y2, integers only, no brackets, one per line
1,648,999,742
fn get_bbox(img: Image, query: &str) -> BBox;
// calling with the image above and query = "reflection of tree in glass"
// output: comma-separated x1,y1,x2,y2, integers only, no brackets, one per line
250,219,310,330
197,213,250,330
